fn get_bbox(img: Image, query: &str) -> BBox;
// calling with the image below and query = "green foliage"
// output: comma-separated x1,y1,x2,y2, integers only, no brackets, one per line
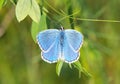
0,0,6,9
31,13,47,42
1,0,120,84
56,60,91,77
15,0,31,22
10,0,17,5
73,61,92,78
28,0,41,23
0,0,4,9
56,60,64,76
16,0,40,23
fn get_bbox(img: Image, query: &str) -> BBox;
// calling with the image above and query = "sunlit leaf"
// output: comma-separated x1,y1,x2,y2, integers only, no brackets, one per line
56,61,64,76
0,0,4,8
0,0,6,9
29,0,41,23
16,0,31,22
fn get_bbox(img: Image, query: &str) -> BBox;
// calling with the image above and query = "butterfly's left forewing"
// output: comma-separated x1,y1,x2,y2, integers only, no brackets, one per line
63,29,83,63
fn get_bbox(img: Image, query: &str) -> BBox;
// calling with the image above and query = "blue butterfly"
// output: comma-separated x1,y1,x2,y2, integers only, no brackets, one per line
37,27,83,63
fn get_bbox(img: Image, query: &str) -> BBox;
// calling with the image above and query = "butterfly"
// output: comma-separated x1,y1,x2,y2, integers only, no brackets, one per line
36,27,83,63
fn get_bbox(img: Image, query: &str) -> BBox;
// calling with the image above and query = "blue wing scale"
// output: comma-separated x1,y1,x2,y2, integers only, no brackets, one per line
37,29,60,63
63,29,83,63
37,29,83,63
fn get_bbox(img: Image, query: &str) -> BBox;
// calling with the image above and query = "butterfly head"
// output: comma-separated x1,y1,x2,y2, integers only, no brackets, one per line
60,26,64,31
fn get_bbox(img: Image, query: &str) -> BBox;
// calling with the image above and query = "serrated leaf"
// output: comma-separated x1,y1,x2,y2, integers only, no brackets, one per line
16,0,31,22
29,0,40,23
31,13,47,42
56,61,64,76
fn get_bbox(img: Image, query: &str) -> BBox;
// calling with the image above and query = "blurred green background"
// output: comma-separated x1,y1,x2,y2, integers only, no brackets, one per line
0,0,120,84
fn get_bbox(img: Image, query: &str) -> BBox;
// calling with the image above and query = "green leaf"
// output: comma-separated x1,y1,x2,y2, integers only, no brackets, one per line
56,61,64,76
73,61,92,78
29,0,41,23
16,0,31,22
0,0,6,9
0,0,4,8
82,67,92,78
31,13,47,42
73,61,82,77
31,21,40,43
69,63,72,69
39,13,47,30
10,0,17,5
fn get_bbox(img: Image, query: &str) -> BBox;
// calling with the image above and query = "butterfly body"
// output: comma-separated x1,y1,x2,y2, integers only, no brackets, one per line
37,28,83,63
